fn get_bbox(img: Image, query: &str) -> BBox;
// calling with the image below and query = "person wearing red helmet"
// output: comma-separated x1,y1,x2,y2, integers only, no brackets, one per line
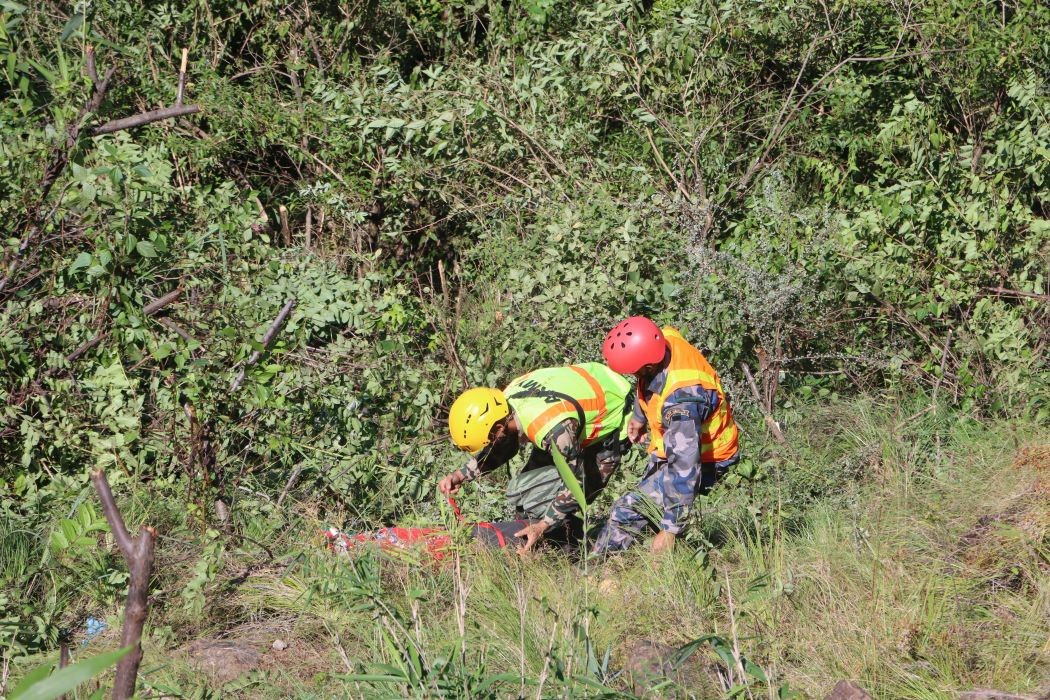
594,316,740,554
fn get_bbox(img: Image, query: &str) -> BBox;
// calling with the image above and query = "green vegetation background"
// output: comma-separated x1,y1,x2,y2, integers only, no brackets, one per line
1,0,1047,697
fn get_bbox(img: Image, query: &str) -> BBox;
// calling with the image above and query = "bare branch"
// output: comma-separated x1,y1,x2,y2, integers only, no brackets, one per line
85,45,99,86
931,329,954,408
157,317,194,342
91,104,201,136
981,286,1050,301
276,465,305,508
741,363,787,444
91,470,135,561
279,205,291,246
90,470,156,700
0,51,115,297
229,298,297,392
143,288,182,316
176,48,189,106
65,331,109,363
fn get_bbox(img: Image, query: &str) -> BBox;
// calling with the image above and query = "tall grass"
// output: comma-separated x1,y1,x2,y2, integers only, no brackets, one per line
6,398,1048,698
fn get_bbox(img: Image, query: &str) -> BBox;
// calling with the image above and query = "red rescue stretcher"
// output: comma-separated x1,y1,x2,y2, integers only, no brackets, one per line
323,497,533,560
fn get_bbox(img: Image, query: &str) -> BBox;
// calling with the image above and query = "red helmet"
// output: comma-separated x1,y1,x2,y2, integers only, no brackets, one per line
602,316,667,374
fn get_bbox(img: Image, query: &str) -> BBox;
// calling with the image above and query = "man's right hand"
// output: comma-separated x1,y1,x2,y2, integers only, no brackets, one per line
627,417,647,444
438,471,466,495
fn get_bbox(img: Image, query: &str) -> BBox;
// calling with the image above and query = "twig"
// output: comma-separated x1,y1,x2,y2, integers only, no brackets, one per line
229,298,297,392
279,205,291,246
66,332,109,363
930,329,953,408
275,465,304,507
304,208,312,250
156,317,193,342
300,148,348,186
91,469,155,700
741,363,786,444
534,619,558,700
143,288,181,316
981,286,1050,301
58,633,70,700
2,46,201,298
91,104,201,136
175,48,188,106
737,48,967,192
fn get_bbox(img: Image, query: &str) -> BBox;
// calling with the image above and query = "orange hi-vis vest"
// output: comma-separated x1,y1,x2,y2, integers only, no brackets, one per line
637,327,739,463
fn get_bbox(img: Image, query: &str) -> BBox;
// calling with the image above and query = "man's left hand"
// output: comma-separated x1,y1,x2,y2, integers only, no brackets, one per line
514,521,550,555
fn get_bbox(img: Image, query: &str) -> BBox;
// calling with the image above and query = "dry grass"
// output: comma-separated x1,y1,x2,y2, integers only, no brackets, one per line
71,412,1050,698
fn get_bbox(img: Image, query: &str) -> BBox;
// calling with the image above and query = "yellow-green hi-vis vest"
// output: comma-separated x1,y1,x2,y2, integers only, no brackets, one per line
504,362,632,448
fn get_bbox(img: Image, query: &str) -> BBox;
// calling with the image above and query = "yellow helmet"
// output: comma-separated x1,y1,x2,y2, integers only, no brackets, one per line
448,387,510,454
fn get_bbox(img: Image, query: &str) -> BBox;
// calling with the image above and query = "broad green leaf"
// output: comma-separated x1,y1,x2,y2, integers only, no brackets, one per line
10,646,131,700
135,241,157,258
69,252,92,272
550,445,587,514
744,658,768,682
59,13,83,41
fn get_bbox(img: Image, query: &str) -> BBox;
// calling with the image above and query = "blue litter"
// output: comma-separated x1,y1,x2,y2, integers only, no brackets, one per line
82,617,107,647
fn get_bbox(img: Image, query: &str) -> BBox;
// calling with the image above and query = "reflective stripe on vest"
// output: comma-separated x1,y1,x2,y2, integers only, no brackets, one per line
505,363,632,448
636,327,739,463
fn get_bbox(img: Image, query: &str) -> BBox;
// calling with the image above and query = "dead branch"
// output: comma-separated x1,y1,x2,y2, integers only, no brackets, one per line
931,329,953,408
91,104,201,136
65,331,109,363
156,317,193,342
276,464,305,508
981,286,1050,301
279,205,292,246
229,298,297,392
741,363,786,444
58,632,71,700
143,288,182,316
91,469,155,700
175,48,189,106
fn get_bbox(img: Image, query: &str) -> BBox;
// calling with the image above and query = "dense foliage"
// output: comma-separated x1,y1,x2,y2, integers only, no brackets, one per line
1,0,1047,693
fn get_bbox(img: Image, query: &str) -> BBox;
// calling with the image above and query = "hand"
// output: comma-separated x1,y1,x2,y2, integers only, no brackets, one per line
438,471,465,495
650,530,676,554
627,417,647,444
514,521,550,555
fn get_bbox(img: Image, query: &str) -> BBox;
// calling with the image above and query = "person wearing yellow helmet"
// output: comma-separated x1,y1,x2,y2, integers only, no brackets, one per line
440,363,634,554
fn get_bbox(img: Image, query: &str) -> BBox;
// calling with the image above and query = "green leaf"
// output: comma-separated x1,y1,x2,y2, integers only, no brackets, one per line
8,662,54,696
744,658,768,682
10,646,131,700
135,241,157,258
550,445,587,514
50,529,69,550
59,13,83,42
69,252,92,272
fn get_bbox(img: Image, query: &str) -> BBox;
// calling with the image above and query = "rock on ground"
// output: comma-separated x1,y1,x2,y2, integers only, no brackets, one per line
825,680,873,700
184,638,262,684
622,639,712,697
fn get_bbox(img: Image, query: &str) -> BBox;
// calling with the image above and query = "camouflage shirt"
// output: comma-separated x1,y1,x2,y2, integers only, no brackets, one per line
634,366,724,529
457,417,618,526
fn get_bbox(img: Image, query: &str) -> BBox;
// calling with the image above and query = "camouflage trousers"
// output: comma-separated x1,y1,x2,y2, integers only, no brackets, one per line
592,457,734,553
